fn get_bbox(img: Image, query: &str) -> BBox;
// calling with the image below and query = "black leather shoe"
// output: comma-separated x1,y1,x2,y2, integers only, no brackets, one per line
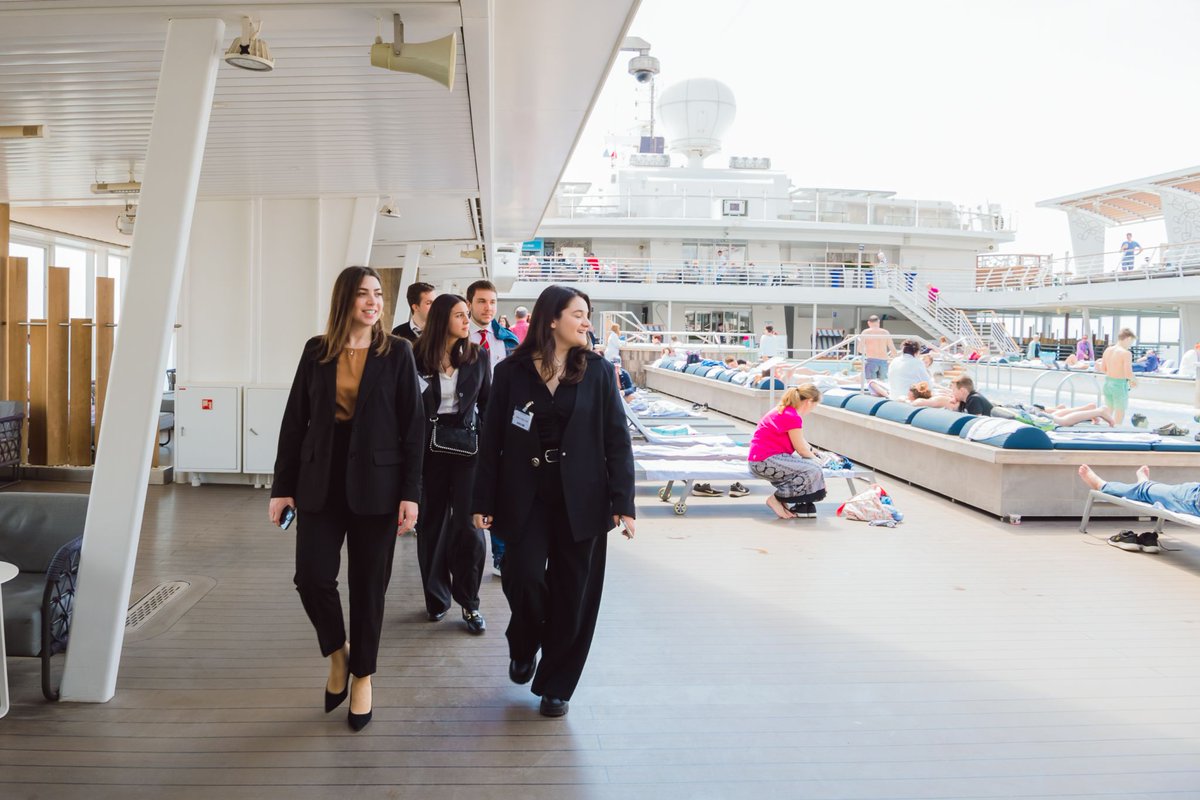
347,708,372,731
539,695,569,717
509,655,537,685
427,608,448,622
462,608,486,635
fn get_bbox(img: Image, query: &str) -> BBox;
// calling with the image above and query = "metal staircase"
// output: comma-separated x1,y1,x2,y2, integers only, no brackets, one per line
973,310,1020,356
882,269,987,352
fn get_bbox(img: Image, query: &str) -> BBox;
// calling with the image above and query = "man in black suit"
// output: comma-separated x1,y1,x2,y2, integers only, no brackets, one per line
392,281,435,343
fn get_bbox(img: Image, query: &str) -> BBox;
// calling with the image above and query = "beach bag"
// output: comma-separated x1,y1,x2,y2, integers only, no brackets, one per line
836,485,893,522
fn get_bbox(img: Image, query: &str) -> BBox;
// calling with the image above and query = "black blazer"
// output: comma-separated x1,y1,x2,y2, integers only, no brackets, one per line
392,321,418,344
420,354,491,431
272,335,424,515
474,351,635,542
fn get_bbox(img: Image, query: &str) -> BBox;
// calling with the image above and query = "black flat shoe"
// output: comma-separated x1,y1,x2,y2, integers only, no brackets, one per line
539,695,568,717
509,655,537,685
462,608,486,635
428,608,448,622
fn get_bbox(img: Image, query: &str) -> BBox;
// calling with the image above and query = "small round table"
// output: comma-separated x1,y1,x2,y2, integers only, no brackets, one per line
0,560,18,718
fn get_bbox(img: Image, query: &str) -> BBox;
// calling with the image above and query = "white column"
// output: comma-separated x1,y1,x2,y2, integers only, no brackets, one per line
61,18,224,702
392,244,423,324
1065,209,1108,276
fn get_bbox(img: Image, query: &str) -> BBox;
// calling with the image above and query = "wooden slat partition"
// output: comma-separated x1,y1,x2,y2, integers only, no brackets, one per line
6,257,27,462
95,277,115,440
0,202,8,257
69,319,92,466
46,266,69,464
28,320,47,465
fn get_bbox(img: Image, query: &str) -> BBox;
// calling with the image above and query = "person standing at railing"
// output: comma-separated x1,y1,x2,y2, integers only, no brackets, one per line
859,315,897,381
1120,233,1142,271
925,282,940,313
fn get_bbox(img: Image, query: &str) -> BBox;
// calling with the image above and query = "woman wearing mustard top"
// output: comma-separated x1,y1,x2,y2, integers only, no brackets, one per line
270,266,424,732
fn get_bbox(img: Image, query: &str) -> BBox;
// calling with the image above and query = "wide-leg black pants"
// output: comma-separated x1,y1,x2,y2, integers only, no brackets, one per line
294,421,397,678
501,463,607,701
417,447,485,615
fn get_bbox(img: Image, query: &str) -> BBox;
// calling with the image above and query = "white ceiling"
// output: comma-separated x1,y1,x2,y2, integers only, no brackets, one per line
0,1,477,203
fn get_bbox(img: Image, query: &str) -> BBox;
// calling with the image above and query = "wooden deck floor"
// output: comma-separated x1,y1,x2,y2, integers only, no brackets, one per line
3,473,1200,799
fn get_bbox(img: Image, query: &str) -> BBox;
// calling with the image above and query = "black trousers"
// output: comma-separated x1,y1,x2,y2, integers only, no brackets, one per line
294,421,397,678
502,464,608,700
418,446,485,615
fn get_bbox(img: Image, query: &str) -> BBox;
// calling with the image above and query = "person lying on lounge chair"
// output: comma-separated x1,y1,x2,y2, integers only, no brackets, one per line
1078,464,1200,552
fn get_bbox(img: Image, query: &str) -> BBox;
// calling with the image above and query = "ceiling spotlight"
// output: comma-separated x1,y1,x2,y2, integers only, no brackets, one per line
225,17,274,72
379,199,401,218
370,14,456,90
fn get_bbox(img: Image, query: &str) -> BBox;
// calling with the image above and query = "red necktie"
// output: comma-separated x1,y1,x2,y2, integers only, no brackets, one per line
479,330,490,352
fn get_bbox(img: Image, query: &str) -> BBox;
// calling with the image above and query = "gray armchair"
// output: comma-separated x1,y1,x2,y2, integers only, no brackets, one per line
0,493,89,700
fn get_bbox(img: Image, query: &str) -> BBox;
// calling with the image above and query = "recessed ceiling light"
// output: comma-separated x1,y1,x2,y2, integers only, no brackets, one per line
225,17,274,72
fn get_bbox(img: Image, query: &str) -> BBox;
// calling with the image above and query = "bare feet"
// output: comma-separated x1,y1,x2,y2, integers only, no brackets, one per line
1098,410,1115,427
350,674,372,715
326,645,349,694
1078,464,1104,490
1136,465,1150,482
766,495,796,519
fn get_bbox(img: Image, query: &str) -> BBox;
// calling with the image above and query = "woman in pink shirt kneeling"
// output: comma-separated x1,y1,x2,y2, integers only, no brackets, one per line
747,384,826,519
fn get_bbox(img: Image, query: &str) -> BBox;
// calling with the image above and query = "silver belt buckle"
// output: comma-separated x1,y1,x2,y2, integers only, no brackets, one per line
543,449,561,463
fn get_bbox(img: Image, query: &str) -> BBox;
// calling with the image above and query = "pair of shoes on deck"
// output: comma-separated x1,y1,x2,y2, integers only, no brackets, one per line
1153,422,1189,436
1108,530,1160,554
692,483,724,497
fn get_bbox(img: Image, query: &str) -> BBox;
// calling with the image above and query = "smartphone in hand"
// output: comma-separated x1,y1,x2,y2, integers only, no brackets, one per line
279,506,296,530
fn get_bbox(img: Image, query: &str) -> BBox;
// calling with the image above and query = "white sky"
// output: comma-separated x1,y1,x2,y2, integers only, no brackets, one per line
564,0,1200,260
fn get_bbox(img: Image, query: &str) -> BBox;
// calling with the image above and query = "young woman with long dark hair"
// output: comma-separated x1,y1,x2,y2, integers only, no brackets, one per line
411,293,490,634
269,266,424,732
472,285,636,718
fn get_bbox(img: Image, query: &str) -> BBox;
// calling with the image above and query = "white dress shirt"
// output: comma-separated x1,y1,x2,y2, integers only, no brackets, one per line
469,320,506,373
437,370,459,414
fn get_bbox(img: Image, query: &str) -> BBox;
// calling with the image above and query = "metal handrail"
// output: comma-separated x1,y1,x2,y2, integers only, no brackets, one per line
974,239,1200,291
1052,372,1103,408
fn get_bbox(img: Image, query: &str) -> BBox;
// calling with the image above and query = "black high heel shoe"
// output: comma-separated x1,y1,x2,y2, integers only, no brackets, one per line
324,650,350,713
347,676,372,732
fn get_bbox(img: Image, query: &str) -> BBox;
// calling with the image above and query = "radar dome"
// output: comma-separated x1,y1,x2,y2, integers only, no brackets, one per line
656,78,736,167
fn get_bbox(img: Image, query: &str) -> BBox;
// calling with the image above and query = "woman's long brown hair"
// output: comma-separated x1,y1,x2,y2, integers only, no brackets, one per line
318,266,392,364
511,285,590,384
412,293,479,376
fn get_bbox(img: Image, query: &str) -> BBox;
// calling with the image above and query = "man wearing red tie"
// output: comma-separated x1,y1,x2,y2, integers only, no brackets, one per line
466,280,519,575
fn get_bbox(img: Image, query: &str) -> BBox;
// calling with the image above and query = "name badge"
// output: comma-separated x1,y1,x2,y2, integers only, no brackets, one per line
511,408,533,431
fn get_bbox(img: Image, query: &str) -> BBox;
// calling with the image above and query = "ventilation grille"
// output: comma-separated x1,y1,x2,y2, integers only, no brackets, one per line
125,581,190,630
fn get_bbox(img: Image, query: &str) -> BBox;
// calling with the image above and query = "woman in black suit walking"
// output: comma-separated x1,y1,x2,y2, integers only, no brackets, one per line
412,293,490,634
472,285,636,718
269,266,424,732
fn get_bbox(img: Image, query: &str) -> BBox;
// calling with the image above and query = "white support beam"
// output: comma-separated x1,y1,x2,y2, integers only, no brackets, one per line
1157,186,1200,245
61,18,224,703
1065,208,1107,276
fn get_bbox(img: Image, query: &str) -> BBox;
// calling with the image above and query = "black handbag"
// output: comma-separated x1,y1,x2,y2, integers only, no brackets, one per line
429,413,478,457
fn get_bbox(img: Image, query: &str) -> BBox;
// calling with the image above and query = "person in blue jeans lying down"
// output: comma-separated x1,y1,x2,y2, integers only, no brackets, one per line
1077,464,1200,517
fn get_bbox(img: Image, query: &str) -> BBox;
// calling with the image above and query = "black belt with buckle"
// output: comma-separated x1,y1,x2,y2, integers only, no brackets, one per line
532,448,562,467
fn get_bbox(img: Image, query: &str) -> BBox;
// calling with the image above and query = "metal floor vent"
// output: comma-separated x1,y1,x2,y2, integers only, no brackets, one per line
126,581,191,630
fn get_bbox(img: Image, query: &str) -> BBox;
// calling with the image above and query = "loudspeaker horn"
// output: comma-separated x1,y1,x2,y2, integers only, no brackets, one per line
370,15,456,90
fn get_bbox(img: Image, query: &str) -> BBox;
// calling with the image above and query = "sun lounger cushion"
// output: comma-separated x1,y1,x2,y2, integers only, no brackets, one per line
684,364,706,376
756,378,786,390
873,401,925,425
1150,440,1200,452
704,366,725,379
843,395,889,416
910,408,977,436
819,389,858,408
971,426,1053,450
718,370,736,382
1051,439,1152,451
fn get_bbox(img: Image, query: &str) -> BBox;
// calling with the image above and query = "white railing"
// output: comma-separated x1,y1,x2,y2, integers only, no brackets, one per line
975,240,1200,291
549,189,1013,233
516,256,977,291
882,268,987,352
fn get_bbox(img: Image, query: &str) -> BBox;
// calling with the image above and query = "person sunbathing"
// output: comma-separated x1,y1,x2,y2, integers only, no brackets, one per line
1018,401,1115,427
905,381,957,409
1078,464,1200,552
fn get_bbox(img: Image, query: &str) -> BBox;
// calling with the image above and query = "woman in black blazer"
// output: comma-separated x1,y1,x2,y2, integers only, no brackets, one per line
472,285,636,718
412,294,490,634
269,266,424,732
